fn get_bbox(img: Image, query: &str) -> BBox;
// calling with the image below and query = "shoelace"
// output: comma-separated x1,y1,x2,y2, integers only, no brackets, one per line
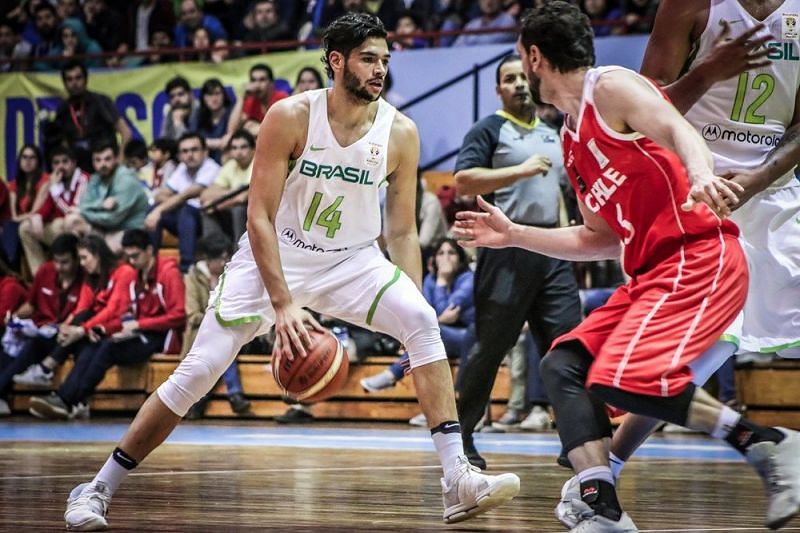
73,488,110,516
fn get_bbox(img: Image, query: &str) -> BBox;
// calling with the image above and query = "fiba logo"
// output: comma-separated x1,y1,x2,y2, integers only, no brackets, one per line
702,123,722,141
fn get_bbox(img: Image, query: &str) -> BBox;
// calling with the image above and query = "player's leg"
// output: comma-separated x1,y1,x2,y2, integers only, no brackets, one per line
64,311,263,531
311,248,520,523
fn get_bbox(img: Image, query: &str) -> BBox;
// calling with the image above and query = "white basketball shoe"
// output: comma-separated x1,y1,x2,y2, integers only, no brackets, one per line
441,455,520,523
64,482,111,531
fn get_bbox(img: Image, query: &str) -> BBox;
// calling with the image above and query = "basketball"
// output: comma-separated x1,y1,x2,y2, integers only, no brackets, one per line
271,329,350,403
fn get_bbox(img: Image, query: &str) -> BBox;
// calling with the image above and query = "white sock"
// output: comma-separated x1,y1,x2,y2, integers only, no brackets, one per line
710,405,742,440
577,465,615,486
608,452,625,480
431,423,464,481
92,452,135,494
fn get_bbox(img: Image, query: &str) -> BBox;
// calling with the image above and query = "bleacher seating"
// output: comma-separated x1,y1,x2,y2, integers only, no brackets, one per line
11,355,512,422
736,360,800,429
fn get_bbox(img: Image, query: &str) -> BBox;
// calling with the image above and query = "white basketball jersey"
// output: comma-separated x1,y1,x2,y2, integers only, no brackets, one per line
275,89,395,255
684,0,800,188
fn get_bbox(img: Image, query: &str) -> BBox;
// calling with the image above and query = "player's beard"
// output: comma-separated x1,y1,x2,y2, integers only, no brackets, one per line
343,65,379,103
528,74,544,106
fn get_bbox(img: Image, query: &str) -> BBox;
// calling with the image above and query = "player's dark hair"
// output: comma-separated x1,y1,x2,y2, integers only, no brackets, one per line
196,234,232,260
228,129,256,149
250,63,274,81
178,131,207,150
77,234,118,291
321,12,387,79
90,138,118,156
520,1,595,73
49,144,77,164
150,138,177,160
123,139,148,161
431,238,469,279
60,59,87,81
495,54,522,85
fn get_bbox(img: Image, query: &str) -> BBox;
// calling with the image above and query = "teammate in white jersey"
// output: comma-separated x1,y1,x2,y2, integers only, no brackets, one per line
556,0,800,528
63,13,519,531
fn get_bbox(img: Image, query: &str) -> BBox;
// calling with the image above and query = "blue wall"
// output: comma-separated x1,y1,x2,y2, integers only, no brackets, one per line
386,35,650,170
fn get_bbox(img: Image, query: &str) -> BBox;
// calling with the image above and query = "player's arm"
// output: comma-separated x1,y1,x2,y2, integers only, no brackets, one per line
725,88,800,203
642,0,771,114
384,114,424,289
453,195,620,261
247,99,320,358
594,71,742,216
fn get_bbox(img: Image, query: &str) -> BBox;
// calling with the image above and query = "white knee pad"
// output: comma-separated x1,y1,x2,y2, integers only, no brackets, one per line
366,282,447,370
157,310,261,416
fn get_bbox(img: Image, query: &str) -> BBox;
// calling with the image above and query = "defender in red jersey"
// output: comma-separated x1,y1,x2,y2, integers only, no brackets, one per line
454,2,800,531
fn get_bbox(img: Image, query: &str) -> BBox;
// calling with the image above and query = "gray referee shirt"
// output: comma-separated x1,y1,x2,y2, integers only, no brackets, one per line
455,110,564,226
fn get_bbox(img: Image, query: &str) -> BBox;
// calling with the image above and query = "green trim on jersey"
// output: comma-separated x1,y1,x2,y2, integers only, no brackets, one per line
759,339,800,353
214,272,264,327
366,266,402,326
718,334,740,349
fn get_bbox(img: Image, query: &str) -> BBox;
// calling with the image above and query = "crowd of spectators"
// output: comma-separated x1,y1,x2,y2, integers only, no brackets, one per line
0,0,658,71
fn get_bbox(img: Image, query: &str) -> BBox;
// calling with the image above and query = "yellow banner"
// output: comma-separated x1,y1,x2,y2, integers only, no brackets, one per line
0,50,325,179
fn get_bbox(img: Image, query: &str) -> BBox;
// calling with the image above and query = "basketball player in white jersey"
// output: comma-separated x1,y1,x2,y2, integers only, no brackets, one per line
556,0,800,528
63,14,520,531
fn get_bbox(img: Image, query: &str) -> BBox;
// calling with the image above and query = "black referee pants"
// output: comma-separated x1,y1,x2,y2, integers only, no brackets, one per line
457,246,582,437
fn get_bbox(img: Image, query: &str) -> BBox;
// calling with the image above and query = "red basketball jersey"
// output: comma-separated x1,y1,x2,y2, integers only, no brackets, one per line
560,67,739,276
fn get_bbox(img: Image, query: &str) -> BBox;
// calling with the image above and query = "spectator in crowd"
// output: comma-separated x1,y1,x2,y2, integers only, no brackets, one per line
56,0,81,21
0,275,28,328
81,0,126,66
2,144,48,271
622,0,657,33
19,145,89,274
189,78,233,162
0,233,83,415
45,60,132,171
0,19,32,72
581,0,624,37
49,18,103,69
392,10,428,51
361,238,476,407
453,54,582,468
200,130,253,242
416,176,448,265
67,139,149,253
227,63,288,138
146,132,219,273
30,3,60,71
123,139,153,185
189,26,228,64
15,234,136,390
143,28,175,66
241,0,292,50
183,235,250,418
123,0,176,53
453,0,517,47
160,76,199,141
292,66,325,94
175,0,227,48
146,138,178,196
29,232,163,420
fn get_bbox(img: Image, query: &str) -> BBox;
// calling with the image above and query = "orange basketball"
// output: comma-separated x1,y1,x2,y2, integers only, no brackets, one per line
272,329,349,403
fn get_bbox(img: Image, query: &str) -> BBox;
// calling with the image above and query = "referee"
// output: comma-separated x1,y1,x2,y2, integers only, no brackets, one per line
454,54,582,469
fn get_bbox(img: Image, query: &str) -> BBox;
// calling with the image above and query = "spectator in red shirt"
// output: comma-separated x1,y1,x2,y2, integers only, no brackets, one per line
18,234,136,395
2,144,48,271
29,229,186,420
0,233,83,415
226,63,288,139
19,145,89,274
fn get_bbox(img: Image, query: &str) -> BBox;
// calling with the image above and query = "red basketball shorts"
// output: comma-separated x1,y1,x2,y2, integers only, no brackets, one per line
552,232,748,397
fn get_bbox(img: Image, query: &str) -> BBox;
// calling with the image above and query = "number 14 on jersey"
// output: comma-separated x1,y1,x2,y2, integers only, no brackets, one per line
302,192,344,238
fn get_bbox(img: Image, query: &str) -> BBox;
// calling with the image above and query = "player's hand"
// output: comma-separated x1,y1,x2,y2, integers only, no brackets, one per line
272,302,323,361
453,195,515,248
682,172,744,218
518,154,552,178
701,22,773,83
720,169,766,210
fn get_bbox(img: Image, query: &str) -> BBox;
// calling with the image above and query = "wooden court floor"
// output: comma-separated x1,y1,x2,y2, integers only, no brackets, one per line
1,424,800,532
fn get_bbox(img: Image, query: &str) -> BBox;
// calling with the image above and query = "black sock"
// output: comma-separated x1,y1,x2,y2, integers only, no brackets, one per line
112,447,139,470
580,480,622,522
724,419,785,455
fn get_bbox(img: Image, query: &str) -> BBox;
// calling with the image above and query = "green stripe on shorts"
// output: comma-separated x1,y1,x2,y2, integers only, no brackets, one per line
214,272,263,327
366,266,401,326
